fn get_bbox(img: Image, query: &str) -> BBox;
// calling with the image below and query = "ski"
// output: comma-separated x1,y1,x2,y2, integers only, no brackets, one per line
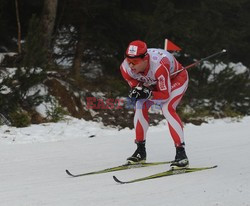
66,161,172,177
113,165,218,184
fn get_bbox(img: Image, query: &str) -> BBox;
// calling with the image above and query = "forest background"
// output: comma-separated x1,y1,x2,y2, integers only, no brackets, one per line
0,0,249,128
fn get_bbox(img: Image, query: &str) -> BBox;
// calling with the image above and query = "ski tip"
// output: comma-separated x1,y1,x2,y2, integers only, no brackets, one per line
222,49,227,53
113,176,125,184
65,169,74,177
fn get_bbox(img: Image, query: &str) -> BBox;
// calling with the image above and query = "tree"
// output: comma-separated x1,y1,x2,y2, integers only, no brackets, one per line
71,23,85,80
58,0,124,79
40,0,58,60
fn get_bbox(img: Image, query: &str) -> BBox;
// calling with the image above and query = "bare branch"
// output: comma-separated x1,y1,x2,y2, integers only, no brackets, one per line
15,0,22,53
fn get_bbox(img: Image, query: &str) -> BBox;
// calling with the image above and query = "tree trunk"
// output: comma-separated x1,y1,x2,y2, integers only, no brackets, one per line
71,25,85,80
41,0,58,51
15,0,21,53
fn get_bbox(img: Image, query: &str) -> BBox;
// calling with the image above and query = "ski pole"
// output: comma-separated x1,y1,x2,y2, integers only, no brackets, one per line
171,49,227,76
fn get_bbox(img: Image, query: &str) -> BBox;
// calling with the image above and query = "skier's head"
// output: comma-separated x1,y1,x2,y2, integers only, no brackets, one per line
125,40,147,58
125,40,149,73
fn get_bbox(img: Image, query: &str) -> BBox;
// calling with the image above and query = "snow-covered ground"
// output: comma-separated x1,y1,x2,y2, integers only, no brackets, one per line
0,116,250,206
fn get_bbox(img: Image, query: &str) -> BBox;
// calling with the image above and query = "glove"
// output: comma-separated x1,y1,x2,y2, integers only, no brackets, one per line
128,86,152,100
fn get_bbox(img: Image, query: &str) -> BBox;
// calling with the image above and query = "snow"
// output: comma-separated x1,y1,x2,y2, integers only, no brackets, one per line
0,52,16,64
0,68,17,83
202,61,248,82
0,116,250,206
228,62,248,74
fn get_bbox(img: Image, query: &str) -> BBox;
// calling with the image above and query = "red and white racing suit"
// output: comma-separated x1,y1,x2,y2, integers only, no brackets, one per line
120,49,188,147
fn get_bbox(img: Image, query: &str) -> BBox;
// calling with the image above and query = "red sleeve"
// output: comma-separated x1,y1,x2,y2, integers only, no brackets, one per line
120,65,139,88
151,64,171,101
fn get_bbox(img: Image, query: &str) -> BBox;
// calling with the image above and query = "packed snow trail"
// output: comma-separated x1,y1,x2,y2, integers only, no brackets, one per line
0,117,250,206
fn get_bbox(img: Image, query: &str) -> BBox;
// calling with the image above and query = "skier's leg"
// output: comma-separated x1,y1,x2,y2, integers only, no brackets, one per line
127,100,153,163
134,100,154,142
161,70,188,146
161,70,189,168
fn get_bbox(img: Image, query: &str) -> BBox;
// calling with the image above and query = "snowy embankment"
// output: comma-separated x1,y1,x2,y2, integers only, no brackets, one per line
0,116,250,206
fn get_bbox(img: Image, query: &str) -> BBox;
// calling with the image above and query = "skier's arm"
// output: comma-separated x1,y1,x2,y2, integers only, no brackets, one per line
120,65,140,88
151,65,171,101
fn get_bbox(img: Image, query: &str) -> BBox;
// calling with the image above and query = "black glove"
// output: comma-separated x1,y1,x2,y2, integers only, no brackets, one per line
128,86,152,100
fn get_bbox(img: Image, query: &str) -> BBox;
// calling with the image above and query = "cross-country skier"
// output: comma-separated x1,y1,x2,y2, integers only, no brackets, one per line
120,40,189,169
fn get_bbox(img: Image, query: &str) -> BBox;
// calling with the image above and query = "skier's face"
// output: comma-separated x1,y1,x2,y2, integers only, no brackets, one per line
126,57,148,74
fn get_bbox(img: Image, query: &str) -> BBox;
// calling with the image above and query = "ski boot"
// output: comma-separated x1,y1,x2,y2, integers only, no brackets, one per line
170,146,189,169
127,140,146,164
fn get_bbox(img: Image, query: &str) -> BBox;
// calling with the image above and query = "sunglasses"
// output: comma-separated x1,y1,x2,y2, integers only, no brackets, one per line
126,57,143,65
125,52,148,65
